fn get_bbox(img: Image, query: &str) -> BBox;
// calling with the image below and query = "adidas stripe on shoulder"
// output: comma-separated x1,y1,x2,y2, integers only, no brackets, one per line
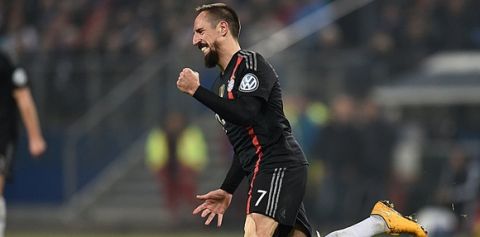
239,50,258,71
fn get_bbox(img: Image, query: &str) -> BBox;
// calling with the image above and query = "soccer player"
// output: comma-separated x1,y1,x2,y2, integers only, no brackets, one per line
176,3,427,237
0,50,46,236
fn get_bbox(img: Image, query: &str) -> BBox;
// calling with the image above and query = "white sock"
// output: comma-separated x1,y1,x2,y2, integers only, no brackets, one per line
0,197,5,237
324,216,388,237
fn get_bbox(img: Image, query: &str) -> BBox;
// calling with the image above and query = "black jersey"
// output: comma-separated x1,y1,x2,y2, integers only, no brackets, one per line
212,50,308,173
0,52,29,145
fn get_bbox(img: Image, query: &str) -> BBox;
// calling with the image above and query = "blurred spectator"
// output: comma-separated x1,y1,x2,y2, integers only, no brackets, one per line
284,95,329,157
377,3,402,39
417,144,480,237
284,95,330,224
313,94,364,223
397,12,434,69
357,98,396,214
433,0,476,50
316,24,344,50
145,113,208,223
390,122,425,212
81,0,110,50
434,145,480,233
133,27,157,58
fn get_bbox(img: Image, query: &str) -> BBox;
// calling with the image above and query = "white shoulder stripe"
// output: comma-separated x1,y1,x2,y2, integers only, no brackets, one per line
239,50,258,71
253,52,257,71
239,51,253,70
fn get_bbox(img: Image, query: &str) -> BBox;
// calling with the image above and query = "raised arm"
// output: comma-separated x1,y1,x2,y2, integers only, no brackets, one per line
177,67,262,125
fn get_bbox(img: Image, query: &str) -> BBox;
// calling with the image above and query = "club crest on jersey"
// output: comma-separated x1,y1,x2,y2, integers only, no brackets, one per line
227,79,234,92
239,73,259,92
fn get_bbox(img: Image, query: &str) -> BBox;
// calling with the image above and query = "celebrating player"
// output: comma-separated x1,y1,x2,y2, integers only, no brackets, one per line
177,3,427,237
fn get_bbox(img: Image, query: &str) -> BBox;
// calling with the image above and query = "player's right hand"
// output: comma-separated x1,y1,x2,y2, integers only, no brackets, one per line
193,189,232,227
177,68,200,96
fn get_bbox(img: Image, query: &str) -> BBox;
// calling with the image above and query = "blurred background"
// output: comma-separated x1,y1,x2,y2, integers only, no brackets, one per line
1,0,480,236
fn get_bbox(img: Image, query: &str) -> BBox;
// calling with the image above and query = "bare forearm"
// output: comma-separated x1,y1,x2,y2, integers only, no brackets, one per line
14,89,44,140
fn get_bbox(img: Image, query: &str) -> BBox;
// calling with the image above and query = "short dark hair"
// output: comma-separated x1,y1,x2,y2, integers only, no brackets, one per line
196,3,241,39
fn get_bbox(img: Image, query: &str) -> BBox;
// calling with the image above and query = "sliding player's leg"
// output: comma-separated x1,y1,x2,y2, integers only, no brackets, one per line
324,200,427,237
371,200,427,237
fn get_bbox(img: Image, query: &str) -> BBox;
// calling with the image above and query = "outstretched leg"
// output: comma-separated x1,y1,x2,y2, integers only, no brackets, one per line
371,200,427,237
324,200,428,237
324,215,388,237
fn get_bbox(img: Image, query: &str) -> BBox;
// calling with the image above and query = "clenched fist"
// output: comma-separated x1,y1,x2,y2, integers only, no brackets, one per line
177,68,200,96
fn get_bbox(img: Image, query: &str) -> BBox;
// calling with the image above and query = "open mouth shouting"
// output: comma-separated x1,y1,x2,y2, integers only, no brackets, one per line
196,41,218,68
197,42,209,54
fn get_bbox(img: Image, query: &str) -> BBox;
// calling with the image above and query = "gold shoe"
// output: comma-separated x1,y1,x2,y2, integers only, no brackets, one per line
371,200,428,237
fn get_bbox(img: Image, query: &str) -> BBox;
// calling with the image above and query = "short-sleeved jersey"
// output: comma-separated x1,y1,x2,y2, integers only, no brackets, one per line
0,52,29,144
212,50,308,173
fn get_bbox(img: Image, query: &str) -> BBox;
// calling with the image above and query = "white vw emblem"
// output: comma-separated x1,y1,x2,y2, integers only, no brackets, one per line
239,73,259,92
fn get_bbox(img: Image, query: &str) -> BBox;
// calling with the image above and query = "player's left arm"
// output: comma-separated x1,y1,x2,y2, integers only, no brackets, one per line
177,68,262,125
12,68,46,157
220,154,246,194
193,86,262,125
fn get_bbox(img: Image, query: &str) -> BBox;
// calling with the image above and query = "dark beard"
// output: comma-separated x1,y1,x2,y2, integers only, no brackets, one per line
204,47,219,68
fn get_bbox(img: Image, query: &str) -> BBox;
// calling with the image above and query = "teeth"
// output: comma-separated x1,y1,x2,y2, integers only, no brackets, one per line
201,47,208,53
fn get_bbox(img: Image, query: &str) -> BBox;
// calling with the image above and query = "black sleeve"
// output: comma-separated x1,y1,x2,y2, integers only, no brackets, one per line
0,52,28,89
193,86,262,126
220,156,246,194
237,53,277,101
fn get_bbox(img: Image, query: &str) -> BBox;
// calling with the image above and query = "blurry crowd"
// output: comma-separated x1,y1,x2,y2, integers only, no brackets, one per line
0,0,320,56
1,0,479,112
2,0,478,57
285,94,480,236
327,0,477,48
296,0,480,101
285,95,396,224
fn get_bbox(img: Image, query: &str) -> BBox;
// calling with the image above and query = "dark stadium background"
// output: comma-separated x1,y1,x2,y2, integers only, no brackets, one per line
1,0,480,236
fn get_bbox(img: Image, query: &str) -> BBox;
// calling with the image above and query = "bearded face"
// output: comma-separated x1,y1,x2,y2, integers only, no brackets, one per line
202,42,219,68
193,12,224,68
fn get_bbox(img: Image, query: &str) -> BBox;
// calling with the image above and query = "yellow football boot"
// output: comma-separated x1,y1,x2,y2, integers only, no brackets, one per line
371,200,428,237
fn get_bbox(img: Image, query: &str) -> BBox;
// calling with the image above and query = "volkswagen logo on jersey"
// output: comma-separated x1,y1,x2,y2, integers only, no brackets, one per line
239,73,259,92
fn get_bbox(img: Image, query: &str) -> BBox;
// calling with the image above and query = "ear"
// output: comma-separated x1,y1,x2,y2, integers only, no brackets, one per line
218,21,229,37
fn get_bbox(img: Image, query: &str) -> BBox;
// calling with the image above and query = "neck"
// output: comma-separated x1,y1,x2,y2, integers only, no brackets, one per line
218,38,241,72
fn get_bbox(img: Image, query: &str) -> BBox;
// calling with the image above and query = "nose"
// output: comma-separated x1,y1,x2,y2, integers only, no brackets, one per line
193,33,200,46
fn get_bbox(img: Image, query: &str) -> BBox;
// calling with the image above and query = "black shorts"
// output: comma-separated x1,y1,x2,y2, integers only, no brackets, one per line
0,141,15,177
246,164,313,236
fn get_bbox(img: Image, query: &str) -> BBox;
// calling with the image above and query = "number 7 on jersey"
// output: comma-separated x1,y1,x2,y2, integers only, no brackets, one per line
255,190,267,206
